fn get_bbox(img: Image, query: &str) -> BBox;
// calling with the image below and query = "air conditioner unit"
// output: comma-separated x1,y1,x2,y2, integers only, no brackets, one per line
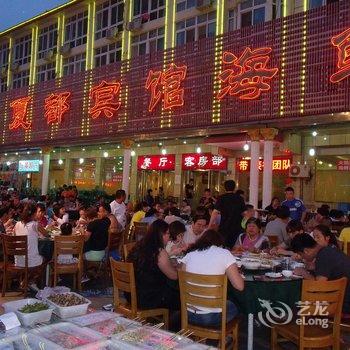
59,43,71,56
10,62,20,72
289,164,310,178
0,66,7,78
126,17,142,32
106,26,121,40
43,49,55,61
196,0,213,11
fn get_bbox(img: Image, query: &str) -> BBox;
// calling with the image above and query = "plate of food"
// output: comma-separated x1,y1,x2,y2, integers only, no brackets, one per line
265,272,283,278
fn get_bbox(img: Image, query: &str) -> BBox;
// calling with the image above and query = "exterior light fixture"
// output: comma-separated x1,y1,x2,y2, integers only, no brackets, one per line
309,148,316,157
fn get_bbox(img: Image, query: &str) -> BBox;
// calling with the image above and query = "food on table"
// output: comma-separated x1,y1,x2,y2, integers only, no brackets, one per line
48,293,86,307
18,302,49,313
88,317,141,336
69,311,117,327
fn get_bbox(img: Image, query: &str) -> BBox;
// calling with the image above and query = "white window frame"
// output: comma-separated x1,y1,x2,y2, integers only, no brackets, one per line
238,0,267,28
176,12,216,46
0,42,10,67
0,78,7,92
133,0,165,22
95,0,124,40
63,53,86,76
64,11,88,48
95,42,122,67
228,8,237,32
37,62,56,83
12,70,30,89
131,27,165,57
176,0,196,12
13,34,32,65
38,24,58,59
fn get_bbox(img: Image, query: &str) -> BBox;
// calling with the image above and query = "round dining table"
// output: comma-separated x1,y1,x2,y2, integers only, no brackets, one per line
228,270,302,350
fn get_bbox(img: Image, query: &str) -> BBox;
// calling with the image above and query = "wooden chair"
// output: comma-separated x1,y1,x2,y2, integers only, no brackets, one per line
2,235,44,297
271,277,347,350
110,258,169,329
267,235,279,248
346,242,350,257
51,235,84,291
178,270,239,350
123,242,136,261
133,222,148,241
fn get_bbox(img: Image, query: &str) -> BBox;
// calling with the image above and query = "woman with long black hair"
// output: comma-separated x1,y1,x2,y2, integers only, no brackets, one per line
127,219,180,310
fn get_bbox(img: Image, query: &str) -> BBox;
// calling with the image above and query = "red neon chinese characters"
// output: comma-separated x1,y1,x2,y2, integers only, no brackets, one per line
89,80,121,119
44,92,71,124
330,28,350,83
218,47,278,100
9,96,32,130
145,63,187,112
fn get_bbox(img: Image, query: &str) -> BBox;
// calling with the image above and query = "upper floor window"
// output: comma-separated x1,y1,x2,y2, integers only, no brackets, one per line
309,0,338,9
12,69,29,89
0,42,10,67
0,78,6,93
176,0,196,12
38,24,58,59
14,34,32,65
228,9,236,31
37,62,56,83
133,0,165,22
63,53,86,76
95,42,122,67
95,0,124,40
240,0,266,28
131,27,164,57
65,11,88,48
176,12,216,46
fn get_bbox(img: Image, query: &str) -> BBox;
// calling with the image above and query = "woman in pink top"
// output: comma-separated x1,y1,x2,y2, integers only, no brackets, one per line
233,218,269,252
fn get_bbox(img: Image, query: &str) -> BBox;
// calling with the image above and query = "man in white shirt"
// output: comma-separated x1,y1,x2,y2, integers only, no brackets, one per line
184,215,209,245
110,189,127,229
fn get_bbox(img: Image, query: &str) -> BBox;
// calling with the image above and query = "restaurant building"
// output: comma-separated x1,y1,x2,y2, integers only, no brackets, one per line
0,0,350,210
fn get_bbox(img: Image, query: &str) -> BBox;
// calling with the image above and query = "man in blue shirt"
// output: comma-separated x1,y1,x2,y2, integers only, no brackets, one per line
281,187,306,222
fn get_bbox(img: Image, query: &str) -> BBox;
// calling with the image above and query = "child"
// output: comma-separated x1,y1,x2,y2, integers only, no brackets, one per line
166,221,188,256
241,204,255,230
57,223,79,265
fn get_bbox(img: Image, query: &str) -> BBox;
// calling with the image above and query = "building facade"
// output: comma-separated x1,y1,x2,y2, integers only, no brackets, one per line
0,0,349,209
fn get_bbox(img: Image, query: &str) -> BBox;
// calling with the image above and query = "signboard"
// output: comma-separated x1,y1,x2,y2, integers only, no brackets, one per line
137,155,176,171
182,153,227,170
18,160,40,173
337,160,350,171
236,157,291,172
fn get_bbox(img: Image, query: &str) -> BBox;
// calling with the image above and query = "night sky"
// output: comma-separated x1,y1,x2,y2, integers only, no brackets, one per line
0,0,68,31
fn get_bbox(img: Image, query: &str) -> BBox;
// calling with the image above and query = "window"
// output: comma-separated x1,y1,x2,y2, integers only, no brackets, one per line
0,78,7,93
176,0,196,12
228,9,236,31
13,34,32,65
95,42,122,67
0,42,10,67
38,24,58,59
176,12,216,46
309,0,338,9
65,11,88,48
240,0,266,28
63,53,86,76
37,62,56,82
95,0,124,40
132,27,164,57
133,0,165,22
12,70,29,89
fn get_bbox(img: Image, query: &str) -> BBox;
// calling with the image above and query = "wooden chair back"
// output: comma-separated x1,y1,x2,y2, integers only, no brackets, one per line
108,230,121,253
123,242,136,261
178,270,228,334
53,235,84,267
110,258,137,318
300,278,347,339
2,235,28,268
346,241,350,257
133,222,148,241
267,235,279,248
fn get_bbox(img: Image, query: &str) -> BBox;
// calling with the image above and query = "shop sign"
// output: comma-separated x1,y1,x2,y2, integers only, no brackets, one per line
137,155,176,171
337,160,350,171
18,160,40,172
236,157,291,172
182,153,228,170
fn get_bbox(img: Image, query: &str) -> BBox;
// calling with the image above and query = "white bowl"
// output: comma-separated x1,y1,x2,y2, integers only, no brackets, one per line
282,270,293,278
242,260,261,270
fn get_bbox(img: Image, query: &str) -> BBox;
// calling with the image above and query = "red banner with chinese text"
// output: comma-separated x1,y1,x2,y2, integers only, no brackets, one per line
137,155,176,171
337,160,350,171
236,157,292,172
182,153,228,170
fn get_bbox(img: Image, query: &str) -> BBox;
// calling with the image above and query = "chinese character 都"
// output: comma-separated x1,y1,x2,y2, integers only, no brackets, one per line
272,159,282,171
9,96,32,130
218,48,278,100
44,92,71,124
145,63,187,112
141,157,152,169
198,156,209,167
89,80,121,119
330,28,350,83
158,157,168,167
212,155,225,166
184,156,195,167
238,160,249,171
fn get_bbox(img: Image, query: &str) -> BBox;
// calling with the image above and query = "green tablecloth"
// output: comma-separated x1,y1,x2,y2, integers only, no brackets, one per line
228,277,302,315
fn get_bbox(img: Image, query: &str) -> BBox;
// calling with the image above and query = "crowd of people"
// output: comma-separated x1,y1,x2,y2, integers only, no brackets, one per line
1,179,350,328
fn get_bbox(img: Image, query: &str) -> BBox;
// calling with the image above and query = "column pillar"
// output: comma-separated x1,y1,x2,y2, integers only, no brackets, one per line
95,157,102,188
64,158,71,185
261,128,278,209
173,153,182,199
121,140,134,200
248,129,260,209
41,147,52,195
